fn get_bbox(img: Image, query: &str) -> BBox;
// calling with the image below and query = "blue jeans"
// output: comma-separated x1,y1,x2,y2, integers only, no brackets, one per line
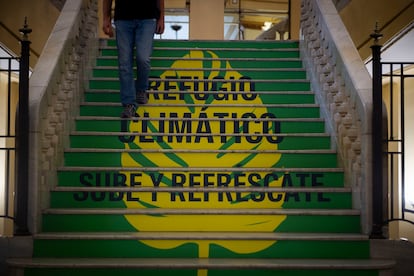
115,19,156,107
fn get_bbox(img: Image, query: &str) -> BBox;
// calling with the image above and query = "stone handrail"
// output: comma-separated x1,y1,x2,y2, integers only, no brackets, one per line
300,0,373,234
28,0,98,233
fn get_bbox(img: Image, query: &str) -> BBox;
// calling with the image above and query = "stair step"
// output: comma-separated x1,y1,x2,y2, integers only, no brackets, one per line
89,79,310,92
101,48,300,59
95,66,306,72
97,57,305,69
57,169,345,188
75,116,325,133
43,208,359,215
92,78,310,83
79,105,319,118
7,257,395,270
93,67,307,80
41,213,362,233
122,39,300,48
52,186,351,193
63,151,338,168
84,89,314,95
102,45,301,51
69,135,331,150
34,232,367,241
58,166,343,172
64,148,335,153
80,102,317,108
84,90,316,104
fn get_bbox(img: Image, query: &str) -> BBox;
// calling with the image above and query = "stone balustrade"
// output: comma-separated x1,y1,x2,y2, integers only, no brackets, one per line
300,0,373,234
28,0,98,233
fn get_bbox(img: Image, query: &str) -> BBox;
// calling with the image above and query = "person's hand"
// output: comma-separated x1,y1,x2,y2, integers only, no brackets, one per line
155,17,165,35
103,17,114,37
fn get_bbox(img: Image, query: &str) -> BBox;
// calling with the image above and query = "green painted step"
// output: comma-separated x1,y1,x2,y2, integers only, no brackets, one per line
62,150,338,168
9,258,391,276
69,133,331,150
104,39,300,49
96,58,304,69
79,104,319,118
84,91,315,104
101,48,300,59
41,212,361,233
32,238,369,259
74,117,324,133
49,190,352,209
57,170,345,188
88,78,311,91
92,68,307,80
13,265,387,276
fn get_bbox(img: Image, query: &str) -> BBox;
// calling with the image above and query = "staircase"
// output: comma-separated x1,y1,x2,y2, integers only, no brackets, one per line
7,39,394,276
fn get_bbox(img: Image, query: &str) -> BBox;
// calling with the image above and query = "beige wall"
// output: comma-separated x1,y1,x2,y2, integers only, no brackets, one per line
0,73,18,237
290,0,301,40
0,0,60,67
338,0,414,60
189,0,224,40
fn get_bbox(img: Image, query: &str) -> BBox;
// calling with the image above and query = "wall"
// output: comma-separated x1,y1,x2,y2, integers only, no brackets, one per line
0,74,18,237
338,0,414,60
189,0,224,40
0,0,60,67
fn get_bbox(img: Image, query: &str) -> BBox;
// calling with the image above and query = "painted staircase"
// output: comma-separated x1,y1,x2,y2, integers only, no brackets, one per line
8,40,394,276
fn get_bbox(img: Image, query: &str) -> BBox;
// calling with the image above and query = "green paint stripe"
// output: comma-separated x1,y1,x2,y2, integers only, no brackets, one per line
277,136,331,150
84,92,315,104
33,239,198,258
79,106,319,118
63,152,337,167
152,40,300,49
277,153,337,168
49,192,352,209
96,58,304,69
70,135,122,149
210,240,370,258
57,171,345,188
276,215,361,233
208,270,378,276
41,214,359,233
75,119,322,133
25,268,380,276
104,39,300,49
26,268,199,276
101,48,300,59
33,238,368,259
69,135,331,150
92,68,307,80
88,79,310,91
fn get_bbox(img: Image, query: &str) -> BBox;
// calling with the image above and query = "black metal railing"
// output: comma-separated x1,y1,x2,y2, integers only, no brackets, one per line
371,26,414,238
0,55,19,224
14,18,31,235
382,62,414,224
0,19,31,235
370,27,386,238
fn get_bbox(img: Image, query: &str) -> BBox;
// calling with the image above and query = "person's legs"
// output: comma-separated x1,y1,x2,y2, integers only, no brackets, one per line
135,19,156,103
114,20,137,107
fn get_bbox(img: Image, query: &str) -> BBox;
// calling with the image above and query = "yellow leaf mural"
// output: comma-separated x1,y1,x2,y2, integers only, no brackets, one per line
121,50,286,275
